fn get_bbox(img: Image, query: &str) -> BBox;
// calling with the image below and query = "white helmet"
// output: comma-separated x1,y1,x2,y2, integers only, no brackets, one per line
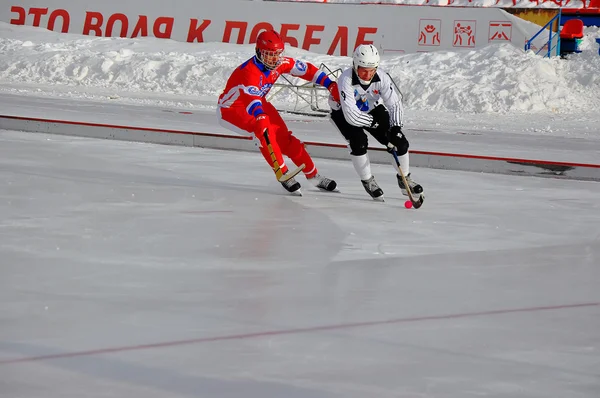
353,44,380,84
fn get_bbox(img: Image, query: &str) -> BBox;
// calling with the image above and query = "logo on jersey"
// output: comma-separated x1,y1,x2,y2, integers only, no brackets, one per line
247,84,273,97
354,89,369,111
294,60,307,72
373,90,379,95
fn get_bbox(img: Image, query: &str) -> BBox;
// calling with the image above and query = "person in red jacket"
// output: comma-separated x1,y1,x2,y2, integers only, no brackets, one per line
217,29,339,195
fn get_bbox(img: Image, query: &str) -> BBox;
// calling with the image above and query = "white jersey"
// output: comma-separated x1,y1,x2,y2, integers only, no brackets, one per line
331,67,404,129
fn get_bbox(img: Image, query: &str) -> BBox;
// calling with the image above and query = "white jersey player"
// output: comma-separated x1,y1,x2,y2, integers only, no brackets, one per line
330,44,423,200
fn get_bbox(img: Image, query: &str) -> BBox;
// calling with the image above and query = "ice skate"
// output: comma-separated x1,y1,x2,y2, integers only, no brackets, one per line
361,176,384,201
309,173,338,192
397,173,423,197
281,175,302,196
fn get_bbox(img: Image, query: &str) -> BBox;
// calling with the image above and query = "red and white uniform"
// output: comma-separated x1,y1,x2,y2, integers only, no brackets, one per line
217,56,335,178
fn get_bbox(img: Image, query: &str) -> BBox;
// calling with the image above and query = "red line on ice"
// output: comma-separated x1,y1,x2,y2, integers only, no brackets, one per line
1,302,598,365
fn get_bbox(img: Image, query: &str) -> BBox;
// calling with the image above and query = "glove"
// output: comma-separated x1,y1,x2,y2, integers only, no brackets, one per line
327,81,340,103
387,125,403,142
254,114,270,139
386,125,409,155
368,105,390,133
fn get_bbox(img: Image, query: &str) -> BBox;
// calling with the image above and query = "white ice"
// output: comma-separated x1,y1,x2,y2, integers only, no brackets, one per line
1,130,599,397
1,20,600,398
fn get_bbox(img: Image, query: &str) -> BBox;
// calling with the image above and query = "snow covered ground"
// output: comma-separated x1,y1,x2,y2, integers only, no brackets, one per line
1,22,600,138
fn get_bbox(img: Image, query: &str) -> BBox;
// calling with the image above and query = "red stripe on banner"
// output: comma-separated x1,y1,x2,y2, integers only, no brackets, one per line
0,114,252,141
304,141,600,169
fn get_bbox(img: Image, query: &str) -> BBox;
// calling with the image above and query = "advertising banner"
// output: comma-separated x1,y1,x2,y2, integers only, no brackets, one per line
0,0,548,55
269,0,592,8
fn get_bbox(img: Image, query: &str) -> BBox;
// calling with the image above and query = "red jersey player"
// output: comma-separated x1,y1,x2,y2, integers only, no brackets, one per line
217,29,340,195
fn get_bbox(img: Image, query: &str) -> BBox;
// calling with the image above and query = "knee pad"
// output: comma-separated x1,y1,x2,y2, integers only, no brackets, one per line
349,134,368,156
391,133,409,156
282,133,304,158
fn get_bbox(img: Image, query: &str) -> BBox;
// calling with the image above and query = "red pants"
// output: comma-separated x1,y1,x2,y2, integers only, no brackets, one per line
218,101,317,179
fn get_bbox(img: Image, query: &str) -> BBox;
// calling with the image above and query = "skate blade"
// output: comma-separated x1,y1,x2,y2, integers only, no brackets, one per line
373,196,385,202
290,189,302,197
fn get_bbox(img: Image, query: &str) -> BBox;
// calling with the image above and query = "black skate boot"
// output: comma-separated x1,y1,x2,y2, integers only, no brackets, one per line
361,176,384,201
281,176,302,195
309,173,337,192
397,173,423,197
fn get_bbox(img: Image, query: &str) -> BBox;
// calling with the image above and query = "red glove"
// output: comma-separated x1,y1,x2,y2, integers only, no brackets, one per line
254,114,270,139
327,81,340,103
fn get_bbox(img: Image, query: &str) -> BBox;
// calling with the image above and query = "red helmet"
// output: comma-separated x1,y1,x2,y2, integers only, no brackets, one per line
255,30,284,70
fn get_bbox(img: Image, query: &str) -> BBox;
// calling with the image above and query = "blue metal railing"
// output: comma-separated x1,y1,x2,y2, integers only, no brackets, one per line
524,8,562,58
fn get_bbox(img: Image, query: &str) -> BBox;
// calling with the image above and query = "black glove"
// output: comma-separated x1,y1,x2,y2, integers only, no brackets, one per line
387,125,403,141
386,125,409,155
368,105,390,133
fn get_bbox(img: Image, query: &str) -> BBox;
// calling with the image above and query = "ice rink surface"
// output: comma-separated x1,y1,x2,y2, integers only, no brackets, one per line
1,129,599,398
